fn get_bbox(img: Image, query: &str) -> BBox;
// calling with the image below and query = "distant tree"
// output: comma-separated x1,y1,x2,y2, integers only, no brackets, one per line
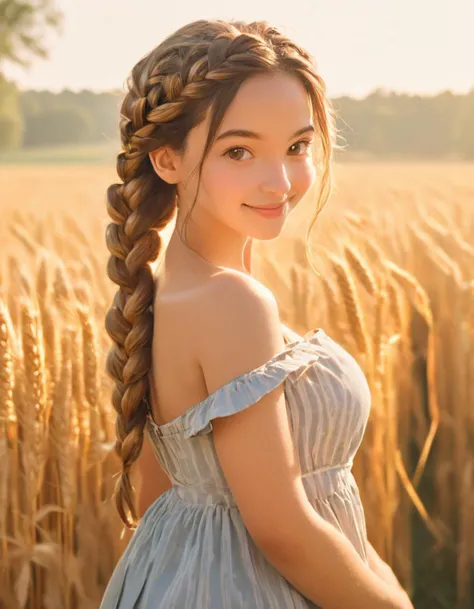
0,0,62,72
0,73,22,149
19,88,122,144
455,88,474,159
0,1,63,150
23,106,93,146
333,88,471,160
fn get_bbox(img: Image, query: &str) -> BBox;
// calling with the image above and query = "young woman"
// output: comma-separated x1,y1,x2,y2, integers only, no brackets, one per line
101,18,413,609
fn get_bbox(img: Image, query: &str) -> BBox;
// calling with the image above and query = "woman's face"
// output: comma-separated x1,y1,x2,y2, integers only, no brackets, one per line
173,71,317,241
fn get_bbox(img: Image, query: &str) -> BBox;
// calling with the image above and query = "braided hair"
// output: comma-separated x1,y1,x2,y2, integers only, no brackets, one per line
105,18,337,528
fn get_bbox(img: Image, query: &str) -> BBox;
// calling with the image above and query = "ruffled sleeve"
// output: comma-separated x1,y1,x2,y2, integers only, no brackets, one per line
181,343,324,439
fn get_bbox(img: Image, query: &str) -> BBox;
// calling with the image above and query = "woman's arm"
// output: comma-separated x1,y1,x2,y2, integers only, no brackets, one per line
367,541,404,591
198,274,413,609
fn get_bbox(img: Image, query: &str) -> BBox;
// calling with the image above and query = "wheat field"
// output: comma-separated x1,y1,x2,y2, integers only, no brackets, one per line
0,162,473,609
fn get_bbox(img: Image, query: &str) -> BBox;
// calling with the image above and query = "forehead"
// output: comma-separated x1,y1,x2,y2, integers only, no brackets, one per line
218,71,313,132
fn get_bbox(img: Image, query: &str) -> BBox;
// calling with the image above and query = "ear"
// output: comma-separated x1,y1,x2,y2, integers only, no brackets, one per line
149,147,182,184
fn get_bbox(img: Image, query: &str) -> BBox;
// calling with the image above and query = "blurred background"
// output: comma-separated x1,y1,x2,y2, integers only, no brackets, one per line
1,0,474,163
0,2,473,608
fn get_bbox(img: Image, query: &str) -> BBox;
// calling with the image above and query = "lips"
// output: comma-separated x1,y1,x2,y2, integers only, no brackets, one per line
245,202,287,210
254,204,284,210
244,201,288,218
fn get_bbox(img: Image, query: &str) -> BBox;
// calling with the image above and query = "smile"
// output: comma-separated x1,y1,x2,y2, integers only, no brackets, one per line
244,202,288,218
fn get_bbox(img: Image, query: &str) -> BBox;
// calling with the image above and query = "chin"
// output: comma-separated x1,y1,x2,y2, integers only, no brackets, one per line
247,222,287,241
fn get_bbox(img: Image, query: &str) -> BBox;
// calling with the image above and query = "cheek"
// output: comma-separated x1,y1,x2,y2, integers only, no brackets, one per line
294,159,317,194
206,161,244,194
200,161,249,211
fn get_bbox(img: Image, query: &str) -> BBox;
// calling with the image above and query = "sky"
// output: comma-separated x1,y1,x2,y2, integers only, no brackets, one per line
5,0,474,99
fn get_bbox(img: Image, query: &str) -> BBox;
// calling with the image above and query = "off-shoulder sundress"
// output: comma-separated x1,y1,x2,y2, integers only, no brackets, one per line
99,326,372,609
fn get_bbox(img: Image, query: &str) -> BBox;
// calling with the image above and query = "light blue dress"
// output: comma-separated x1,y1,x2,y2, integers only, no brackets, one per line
99,327,372,608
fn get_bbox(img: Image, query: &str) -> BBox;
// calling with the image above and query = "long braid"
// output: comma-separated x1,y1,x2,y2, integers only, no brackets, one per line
105,170,175,527
105,18,338,528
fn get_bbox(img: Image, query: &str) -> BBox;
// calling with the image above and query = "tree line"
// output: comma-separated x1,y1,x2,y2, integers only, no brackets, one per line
1,76,473,159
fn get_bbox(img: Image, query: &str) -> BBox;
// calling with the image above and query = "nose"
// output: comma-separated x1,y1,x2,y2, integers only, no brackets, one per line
260,161,292,198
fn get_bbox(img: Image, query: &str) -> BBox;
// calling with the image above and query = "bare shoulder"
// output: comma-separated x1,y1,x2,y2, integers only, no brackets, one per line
195,270,286,396
194,271,313,549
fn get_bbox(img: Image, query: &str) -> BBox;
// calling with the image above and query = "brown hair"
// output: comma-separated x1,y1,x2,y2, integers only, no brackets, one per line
105,18,338,528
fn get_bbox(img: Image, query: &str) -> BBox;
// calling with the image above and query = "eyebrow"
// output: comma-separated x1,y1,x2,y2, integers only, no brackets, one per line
215,125,315,143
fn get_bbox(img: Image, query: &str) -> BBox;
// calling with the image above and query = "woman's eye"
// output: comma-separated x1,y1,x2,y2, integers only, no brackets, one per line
224,147,252,161
289,140,313,155
223,140,313,161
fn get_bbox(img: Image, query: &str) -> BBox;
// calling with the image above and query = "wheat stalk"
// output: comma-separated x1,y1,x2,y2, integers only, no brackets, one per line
52,261,78,328
76,302,106,514
0,300,17,580
331,255,373,361
373,275,388,378
9,224,41,256
0,301,16,440
386,276,405,334
385,260,433,328
319,275,342,336
19,301,48,511
50,329,78,512
385,260,440,490
344,244,379,296
289,265,310,332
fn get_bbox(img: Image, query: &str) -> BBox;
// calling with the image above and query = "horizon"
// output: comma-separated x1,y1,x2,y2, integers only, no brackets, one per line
3,0,473,100
13,85,472,100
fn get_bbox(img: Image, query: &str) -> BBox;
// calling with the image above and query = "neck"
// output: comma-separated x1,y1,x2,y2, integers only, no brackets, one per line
171,219,252,275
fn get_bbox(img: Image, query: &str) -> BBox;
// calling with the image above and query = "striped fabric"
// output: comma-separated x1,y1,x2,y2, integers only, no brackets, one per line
100,328,372,609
